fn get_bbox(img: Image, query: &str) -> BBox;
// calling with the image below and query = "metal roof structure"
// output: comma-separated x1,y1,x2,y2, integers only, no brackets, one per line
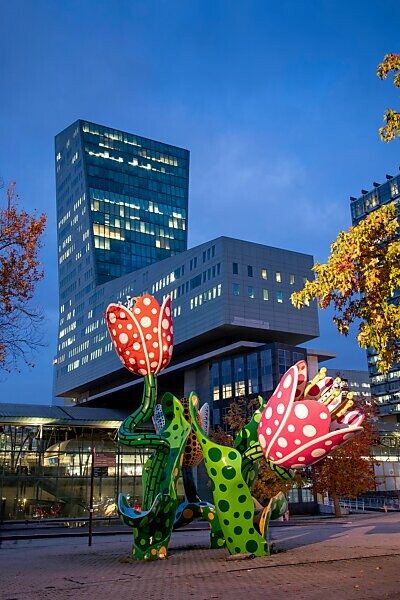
0,403,129,428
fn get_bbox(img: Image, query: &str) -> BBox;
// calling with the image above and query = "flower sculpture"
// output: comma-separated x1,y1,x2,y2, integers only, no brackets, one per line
106,294,173,376
105,295,366,561
258,360,365,469
105,294,188,561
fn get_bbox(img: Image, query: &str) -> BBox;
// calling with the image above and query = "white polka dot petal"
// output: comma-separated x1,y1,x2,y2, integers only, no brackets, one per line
311,448,325,458
303,425,317,438
140,316,152,328
283,373,292,389
294,404,309,419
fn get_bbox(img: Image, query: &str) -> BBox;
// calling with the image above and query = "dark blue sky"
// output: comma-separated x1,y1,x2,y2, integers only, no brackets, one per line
1,1,400,404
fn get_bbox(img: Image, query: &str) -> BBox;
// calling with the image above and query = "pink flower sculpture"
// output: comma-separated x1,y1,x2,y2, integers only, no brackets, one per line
105,294,173,376
257,360,365,469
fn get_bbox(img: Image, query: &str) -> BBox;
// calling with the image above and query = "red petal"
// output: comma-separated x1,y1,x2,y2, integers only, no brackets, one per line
274,426,364,469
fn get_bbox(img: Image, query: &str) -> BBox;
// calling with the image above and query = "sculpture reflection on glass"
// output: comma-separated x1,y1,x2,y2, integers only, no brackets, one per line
105,294,365,560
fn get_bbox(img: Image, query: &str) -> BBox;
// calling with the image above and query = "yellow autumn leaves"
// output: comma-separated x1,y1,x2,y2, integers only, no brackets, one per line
291,202,400,373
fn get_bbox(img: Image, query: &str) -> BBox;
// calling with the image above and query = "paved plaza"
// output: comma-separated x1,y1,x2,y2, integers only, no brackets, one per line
1,513,400,600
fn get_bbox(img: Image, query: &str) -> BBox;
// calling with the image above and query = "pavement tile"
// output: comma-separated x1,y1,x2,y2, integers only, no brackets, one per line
1,513,400,600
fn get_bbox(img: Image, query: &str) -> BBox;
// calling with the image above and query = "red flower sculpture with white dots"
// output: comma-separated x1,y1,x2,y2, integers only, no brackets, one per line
105,294,173,376
258,360,365,469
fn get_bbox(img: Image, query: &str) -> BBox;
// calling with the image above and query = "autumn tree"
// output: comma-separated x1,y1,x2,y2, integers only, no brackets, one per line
377,53,400,142
0,182,46,370
221,395,259,436
291,201,400,373
311,398,379,517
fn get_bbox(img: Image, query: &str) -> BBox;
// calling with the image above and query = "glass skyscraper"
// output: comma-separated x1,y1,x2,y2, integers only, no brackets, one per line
54,120,189,394
56,119,189,285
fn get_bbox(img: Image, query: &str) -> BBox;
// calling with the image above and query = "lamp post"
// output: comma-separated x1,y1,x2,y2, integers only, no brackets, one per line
88,446,95,547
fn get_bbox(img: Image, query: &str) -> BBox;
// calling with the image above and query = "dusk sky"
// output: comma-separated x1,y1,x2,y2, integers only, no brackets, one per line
1,1,400,404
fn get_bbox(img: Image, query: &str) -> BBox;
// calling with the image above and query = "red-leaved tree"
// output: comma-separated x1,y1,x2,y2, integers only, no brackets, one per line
311,399,379,516
0,182,46,370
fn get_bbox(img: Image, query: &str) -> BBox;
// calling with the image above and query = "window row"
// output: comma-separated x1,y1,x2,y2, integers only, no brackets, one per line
87,165,187,199
82,121,188,159
233,262,299,284
152,264,221,297
233,284,299,303
85,144,186,179
190,284,222,309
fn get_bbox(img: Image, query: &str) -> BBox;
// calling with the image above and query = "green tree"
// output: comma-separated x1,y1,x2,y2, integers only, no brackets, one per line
291,201,400,373
377,53,400,142
0,182,46,370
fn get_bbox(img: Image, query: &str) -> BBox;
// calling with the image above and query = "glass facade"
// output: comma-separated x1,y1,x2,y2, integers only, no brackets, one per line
247,351,259,394
56,120,188,287
81,121,189,283
210,344,307,427
260,348,273,390
0,422,178,520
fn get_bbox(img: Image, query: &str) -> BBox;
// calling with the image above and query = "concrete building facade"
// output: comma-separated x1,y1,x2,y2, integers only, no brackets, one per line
54,234,320,419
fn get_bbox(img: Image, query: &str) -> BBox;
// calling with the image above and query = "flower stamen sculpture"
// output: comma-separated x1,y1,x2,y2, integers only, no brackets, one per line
257,360,365,469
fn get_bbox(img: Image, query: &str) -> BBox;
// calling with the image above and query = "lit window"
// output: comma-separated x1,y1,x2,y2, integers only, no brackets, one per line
261,268,267,280
248,286,255,299
233,283,239,296
263,289,269,301
276,272,281,283
248,265,253,277
290,274,295,285
277,291,283,303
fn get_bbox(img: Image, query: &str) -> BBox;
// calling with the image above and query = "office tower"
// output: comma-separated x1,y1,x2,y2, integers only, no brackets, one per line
56,120,189,283
55,120,189,396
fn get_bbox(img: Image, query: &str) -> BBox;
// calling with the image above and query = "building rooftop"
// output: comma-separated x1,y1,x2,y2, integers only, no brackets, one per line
0,403,129,427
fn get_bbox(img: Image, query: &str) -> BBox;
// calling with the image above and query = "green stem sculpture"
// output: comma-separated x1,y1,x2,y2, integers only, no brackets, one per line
118,374,190,560
188,392,290,556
